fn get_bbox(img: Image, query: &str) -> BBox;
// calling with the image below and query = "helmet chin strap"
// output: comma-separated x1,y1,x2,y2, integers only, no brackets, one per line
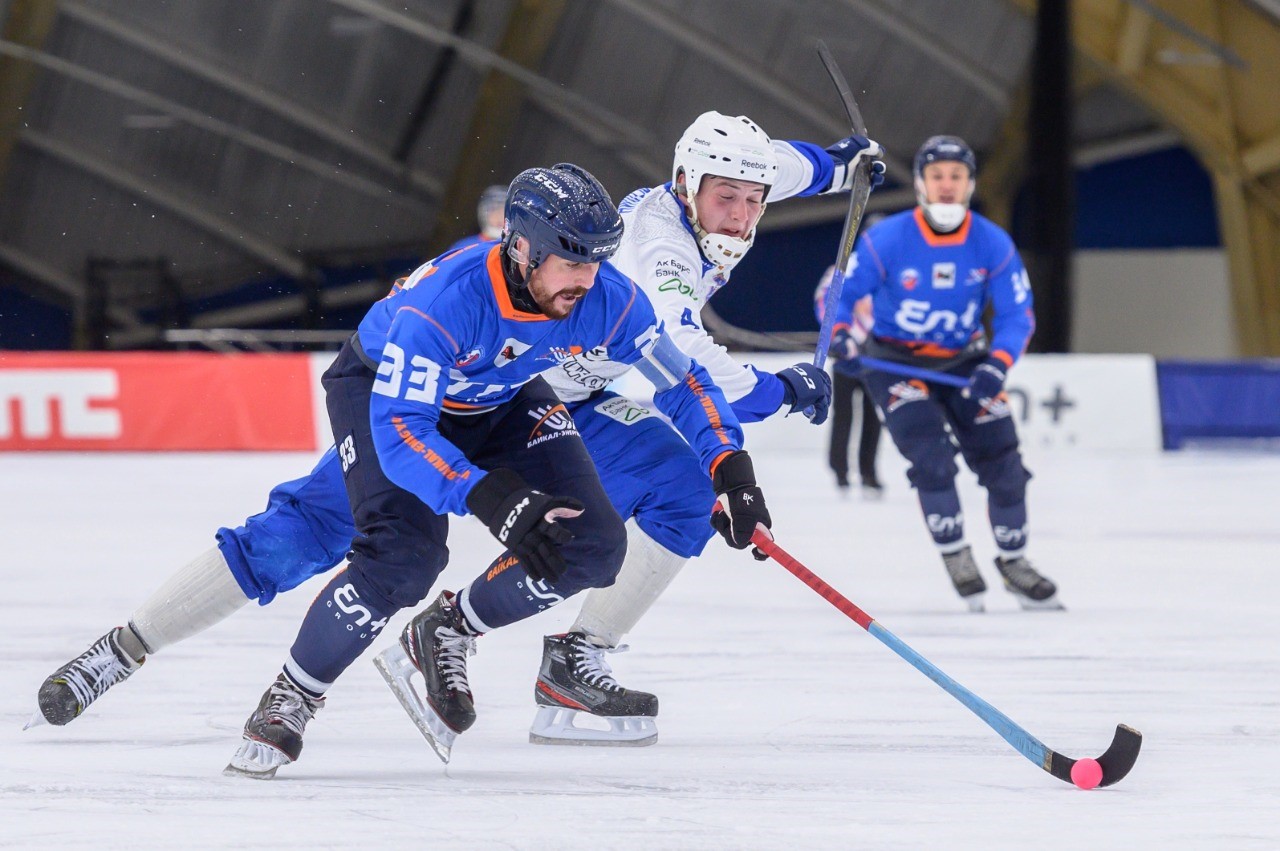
678,179,763,273
501,235,544,313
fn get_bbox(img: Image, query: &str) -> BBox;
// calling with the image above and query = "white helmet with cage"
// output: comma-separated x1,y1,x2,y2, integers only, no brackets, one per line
672,111,779,270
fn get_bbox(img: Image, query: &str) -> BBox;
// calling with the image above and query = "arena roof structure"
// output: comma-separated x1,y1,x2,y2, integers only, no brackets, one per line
0,0,1277,352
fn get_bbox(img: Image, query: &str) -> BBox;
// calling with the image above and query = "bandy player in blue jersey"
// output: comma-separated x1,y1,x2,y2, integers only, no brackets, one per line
225,163,781,774
831,135,1061,612
30,163,772,774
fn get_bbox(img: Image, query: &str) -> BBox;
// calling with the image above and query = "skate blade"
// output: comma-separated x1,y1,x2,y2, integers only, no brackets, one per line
373,645,459,765
963,592,986,613
528,706,658,747
23,710,48,731
1014,593,1066,612
222,736,291,780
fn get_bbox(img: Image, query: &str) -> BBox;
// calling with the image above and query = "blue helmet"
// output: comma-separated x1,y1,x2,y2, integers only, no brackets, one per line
503,163,624,273
913,135,977,179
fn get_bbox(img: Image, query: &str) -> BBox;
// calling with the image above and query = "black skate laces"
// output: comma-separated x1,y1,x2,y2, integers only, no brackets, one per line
54,633,136,710
264,680,323,736
943,549,980,584
434,626,478,696
569,638,629,691
997,557,1044,591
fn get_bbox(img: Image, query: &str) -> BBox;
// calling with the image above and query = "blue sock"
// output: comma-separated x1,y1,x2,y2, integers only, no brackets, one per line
989,499,1029,557
918,488,965,550
457,554,566,632
283,569,397,693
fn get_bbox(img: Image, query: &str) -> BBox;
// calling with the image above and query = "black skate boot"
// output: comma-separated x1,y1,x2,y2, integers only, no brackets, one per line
33,628,143,728
942,546,987,612
995,555,1064,611
373,590,478,763
530,632,658,747
223,673,325,779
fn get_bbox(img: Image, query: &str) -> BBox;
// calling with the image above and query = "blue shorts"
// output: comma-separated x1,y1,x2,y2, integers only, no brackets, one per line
216,445,356,604
217,392,714,602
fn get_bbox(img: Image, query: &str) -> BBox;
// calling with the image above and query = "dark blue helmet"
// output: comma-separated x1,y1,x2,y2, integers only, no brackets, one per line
503,163,624,273
913,135,977,179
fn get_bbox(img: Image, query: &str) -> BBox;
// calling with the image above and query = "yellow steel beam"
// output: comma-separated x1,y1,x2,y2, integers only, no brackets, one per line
0,0,59,195
1008,0,1280,354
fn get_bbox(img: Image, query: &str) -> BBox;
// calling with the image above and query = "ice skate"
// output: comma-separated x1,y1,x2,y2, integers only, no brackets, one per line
224,673,325,780
860,475,884,501
31,628,143,728
995,555,1064,611
530,632,658,747
374,590,477,764
942,546,987,612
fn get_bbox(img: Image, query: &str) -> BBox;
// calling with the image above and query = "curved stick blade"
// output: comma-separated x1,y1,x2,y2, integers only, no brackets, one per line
1048,724,1143,787
1096,724,1143,787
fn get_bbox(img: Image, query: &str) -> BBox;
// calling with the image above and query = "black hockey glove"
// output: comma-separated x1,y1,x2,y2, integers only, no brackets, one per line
777,362,833,425
467,468,584,584
830,327,858,361
710,450,772,561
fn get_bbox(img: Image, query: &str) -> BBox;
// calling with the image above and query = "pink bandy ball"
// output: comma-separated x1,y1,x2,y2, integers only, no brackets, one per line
1071,758,1103,790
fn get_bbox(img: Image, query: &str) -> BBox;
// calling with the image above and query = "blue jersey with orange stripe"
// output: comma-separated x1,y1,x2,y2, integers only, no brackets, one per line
834,208,1035,364
356,243,742,516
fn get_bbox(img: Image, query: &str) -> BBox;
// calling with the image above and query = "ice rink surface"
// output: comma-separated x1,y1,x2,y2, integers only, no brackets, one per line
3,441,1278,849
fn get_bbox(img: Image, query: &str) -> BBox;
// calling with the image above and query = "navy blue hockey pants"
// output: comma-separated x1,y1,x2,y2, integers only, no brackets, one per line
862,363,1032,554
283,341,626,689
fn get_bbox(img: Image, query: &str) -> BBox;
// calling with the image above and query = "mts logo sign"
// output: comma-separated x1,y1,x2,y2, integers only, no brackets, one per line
0,370,122,441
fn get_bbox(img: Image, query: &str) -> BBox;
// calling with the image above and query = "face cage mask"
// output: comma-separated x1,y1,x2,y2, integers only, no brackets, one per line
914,176,975,233
683,182,766,273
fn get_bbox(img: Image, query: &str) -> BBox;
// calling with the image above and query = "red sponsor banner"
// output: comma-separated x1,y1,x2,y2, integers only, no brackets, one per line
0,352,317,450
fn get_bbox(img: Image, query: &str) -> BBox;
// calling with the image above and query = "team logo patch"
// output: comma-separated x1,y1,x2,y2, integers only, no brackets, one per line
965,267,988,286
886,379,929,413
595,395,654,425
494,337,532,367
455,347,484,367
527,403,578,447
900,268,919,291
932,262,956,289
974,394,1012,424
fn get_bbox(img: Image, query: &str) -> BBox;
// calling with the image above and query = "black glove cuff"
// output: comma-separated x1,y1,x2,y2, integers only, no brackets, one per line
466,467,529,525
712,450,756,494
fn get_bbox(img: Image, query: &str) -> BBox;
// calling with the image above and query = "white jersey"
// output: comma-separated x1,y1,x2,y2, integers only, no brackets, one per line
543,140,830,409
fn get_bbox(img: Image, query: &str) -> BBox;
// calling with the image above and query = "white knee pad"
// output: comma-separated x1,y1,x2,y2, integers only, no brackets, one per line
570,519,688,648
129,547,251,654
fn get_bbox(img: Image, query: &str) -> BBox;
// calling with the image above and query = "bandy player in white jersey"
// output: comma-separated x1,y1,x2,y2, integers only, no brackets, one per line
35,113,885,754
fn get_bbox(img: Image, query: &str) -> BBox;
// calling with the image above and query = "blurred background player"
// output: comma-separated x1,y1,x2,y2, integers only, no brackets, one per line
445,184,507,253
830,135,1061,612
816,264,882,497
